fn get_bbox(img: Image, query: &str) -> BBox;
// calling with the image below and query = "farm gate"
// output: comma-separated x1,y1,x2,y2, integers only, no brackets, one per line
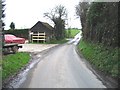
31,32,46,43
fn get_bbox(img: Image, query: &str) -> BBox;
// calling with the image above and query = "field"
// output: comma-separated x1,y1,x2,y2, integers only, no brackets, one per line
66,29,80,38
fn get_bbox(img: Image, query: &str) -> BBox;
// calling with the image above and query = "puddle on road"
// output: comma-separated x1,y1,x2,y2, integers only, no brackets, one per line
36,54,41,58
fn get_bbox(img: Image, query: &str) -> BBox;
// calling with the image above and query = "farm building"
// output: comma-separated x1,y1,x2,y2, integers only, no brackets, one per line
29,21,54,43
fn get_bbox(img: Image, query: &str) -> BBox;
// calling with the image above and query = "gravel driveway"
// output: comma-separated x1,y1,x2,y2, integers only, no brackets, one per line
19,44,58,53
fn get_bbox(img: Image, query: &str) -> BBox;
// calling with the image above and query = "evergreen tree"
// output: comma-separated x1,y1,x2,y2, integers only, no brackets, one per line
10,22,15,30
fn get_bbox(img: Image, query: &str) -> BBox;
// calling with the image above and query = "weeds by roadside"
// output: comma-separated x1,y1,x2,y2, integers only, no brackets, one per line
78,39,119,79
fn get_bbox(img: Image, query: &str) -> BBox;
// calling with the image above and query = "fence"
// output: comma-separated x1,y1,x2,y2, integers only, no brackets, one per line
31,32,46,43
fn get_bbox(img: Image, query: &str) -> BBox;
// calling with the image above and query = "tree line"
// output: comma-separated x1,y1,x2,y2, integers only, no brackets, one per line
76,2,118,47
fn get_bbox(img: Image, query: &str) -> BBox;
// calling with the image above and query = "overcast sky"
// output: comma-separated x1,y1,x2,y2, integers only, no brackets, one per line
4,0,82,30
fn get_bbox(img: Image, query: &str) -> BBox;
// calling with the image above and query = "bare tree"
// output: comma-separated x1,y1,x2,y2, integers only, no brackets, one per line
44,5,67,40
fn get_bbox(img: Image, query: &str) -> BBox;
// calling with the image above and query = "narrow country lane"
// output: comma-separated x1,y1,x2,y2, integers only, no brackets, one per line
18,43,106,88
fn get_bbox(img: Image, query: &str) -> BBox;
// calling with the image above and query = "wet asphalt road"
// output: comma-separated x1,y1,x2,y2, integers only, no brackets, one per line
18,43,106,88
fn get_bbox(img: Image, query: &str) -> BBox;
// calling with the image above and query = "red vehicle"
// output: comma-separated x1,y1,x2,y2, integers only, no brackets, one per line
5,34,25,44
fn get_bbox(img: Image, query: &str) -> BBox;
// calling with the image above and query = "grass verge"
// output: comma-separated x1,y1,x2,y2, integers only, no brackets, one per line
78,39,119,79
2,52,30,81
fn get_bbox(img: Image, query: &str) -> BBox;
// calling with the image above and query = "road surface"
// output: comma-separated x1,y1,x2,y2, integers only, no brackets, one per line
6,32,106,88
18,44,106,88
17,33,106,88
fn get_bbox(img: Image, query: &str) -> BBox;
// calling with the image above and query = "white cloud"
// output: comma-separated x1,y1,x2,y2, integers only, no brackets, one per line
4,0,82,29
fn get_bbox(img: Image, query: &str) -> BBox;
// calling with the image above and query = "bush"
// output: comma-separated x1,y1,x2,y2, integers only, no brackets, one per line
78,39,119,78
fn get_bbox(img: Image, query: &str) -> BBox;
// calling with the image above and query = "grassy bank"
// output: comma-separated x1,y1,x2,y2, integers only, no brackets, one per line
78,39,119,78
66,29,80,38
2,52,30,81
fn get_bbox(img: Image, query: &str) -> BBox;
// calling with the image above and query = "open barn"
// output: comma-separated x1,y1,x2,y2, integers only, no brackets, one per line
29,21,54,43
